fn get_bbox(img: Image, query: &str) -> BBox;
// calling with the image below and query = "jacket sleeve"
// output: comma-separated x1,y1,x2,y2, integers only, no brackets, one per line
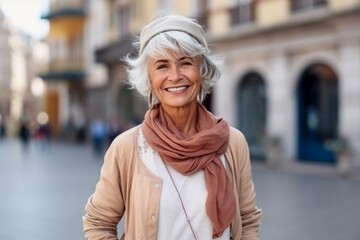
229,128,262,240
83,130,134,239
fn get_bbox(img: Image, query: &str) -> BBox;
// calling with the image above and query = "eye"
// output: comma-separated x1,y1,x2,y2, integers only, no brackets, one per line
180,61,193,66
156,64,168,70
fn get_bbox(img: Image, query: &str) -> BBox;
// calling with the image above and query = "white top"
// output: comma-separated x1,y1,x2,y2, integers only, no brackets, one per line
138,129,230,240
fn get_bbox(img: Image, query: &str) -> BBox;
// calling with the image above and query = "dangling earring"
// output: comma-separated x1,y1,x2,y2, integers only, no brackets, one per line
148,91,153,109
198,84,204,103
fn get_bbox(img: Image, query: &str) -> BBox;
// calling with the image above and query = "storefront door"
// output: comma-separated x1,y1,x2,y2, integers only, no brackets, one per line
297,64,338,163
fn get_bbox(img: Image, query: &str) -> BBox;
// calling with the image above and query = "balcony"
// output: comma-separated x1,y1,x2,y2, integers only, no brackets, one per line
39,60,85,81
42,0,87,20
95,35,135,64
290,0,327,12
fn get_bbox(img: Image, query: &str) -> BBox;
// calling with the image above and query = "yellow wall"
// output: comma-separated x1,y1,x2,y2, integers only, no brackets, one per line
209,0,229,11
174,0,191,15
207,0,230,37
130,0,198,33
129,0,158,33
257,0,289,27
329,0,359,10
208,11,230,37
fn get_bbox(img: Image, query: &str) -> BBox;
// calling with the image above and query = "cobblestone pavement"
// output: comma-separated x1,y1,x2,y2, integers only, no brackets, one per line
1,138,359,240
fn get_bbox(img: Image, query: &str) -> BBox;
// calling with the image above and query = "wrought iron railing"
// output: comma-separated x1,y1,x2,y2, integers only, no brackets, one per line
47,0,87,17
49,0,86,11
290,0,327,12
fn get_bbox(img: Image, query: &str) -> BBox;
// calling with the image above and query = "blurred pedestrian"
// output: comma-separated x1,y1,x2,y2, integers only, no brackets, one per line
83,13,262,239
90,117,107,155
18,119,31,149
0,114,5,139
71,104,86,143
36,122,51,149
35,112,51,150
107,118,123,146
75,119,86,143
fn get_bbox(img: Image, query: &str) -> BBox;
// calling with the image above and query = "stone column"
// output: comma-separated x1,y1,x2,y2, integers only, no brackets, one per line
213,61,236,126
338,37,360,169
267,51,294,165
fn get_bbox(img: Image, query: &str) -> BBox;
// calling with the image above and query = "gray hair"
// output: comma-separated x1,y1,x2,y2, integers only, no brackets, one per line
125,30,223,104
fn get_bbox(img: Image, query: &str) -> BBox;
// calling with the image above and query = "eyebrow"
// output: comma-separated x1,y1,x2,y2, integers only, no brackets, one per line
153,56,192,64
178,57,193,61
153,59,167,65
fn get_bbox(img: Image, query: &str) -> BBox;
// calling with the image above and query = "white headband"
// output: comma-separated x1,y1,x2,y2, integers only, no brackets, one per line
139,14,207,53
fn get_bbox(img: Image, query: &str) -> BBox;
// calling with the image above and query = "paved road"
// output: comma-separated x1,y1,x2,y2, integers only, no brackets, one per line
1,138,359,240
253,164,360,240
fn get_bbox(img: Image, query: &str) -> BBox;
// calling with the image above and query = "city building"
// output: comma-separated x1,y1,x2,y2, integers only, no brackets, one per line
0,7,39,137
39,0,359,173
94,0,360,172
85,0,145,133
40,0,90,139
0,8,11,132
40,0,131,141
206,0,360,171
93,0,151,128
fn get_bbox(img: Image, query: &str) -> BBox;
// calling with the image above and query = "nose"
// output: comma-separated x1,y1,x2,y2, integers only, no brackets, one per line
168,65,181,81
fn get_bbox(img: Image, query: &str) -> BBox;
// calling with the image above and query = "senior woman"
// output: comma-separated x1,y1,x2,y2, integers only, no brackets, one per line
83,13,262,240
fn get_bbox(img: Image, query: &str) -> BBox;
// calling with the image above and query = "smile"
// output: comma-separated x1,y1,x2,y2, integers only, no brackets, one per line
166,86,188,92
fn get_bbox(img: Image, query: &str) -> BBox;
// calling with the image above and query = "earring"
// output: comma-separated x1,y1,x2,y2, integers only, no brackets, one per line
198,85,205,103
148,91,153,109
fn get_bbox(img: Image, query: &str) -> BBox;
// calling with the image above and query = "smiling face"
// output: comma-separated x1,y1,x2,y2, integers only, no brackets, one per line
148,50,202,111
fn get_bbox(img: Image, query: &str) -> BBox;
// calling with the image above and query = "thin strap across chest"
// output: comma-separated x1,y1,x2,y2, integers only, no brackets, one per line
163,163,198,240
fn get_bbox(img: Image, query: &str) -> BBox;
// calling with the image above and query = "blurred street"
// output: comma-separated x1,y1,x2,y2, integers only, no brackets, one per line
1,138,359,240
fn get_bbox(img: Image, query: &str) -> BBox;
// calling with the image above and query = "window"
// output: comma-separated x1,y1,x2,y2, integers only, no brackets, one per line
118,5,130,36
230,0,255,26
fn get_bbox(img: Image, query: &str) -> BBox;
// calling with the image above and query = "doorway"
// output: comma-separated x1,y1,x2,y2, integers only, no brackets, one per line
238,72,267,160
297,64,338,163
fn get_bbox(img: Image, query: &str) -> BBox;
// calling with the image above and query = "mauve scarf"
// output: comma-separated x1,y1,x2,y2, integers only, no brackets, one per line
141,103,236,238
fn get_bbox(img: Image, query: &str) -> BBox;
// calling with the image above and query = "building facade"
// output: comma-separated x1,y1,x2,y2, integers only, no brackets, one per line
0,8,39,137
0,9,11,131
40,0,90,140
39,0,360,171
206,0,360,170
94,0,360,171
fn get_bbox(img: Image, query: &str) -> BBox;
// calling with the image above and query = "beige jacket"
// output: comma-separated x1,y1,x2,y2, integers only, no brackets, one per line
83,126,262,240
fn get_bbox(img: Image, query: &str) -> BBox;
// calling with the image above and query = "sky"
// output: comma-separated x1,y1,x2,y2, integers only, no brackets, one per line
0,0,50,39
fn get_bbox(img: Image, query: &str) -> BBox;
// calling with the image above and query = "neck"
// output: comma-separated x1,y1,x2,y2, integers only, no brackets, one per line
162,103,198,137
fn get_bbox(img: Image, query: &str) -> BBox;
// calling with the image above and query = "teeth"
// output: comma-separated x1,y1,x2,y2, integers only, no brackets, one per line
167,86,187,92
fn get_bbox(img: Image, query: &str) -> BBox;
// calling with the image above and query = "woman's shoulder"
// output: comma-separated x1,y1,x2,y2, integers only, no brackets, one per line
228,127,247,146
227,127,250,158
104,126,140,167
110,125,139,149
226,127,250,172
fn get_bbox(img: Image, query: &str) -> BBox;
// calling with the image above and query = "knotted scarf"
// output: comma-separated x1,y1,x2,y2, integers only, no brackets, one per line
141,103,236,238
